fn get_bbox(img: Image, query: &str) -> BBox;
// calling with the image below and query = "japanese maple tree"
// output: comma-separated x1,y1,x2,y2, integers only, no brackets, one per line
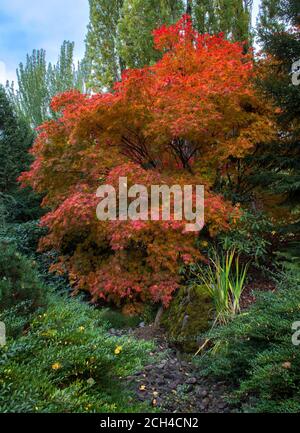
20,16,274,308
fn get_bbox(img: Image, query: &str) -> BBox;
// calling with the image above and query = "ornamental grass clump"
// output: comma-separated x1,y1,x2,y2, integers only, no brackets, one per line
195,249,249,324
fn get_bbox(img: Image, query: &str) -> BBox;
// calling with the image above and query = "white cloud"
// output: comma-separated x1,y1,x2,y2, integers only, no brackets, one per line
0,61,6,84
0,60,18,85
252,0,261,27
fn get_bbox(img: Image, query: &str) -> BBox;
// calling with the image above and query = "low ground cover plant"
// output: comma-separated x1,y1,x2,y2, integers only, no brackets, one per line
195,271,300,413
0,292,154,413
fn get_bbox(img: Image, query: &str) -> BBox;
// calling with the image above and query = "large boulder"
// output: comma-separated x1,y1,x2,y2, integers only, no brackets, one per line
161,284,214,353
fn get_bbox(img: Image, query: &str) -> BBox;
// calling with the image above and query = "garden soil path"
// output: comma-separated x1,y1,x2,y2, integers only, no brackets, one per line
109,324,235,413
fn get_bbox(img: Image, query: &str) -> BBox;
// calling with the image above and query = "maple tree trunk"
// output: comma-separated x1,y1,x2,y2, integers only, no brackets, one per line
154,305,164,329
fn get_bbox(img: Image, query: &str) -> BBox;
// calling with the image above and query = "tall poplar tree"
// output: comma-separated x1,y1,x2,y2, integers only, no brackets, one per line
192,0,253,42
117,0,184,69
84,0,254,91
47,41,86,97
84,0,184,90
84,0,125,91
8,41,86,129
16,49,49,128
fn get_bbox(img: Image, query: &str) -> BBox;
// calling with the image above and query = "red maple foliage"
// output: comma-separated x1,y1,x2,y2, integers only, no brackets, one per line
20,16,274,307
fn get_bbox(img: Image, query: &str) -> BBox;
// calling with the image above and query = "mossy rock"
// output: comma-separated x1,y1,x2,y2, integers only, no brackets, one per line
161,284,214,353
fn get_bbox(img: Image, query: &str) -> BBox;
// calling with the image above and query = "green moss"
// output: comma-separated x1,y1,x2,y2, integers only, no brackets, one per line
162,285,214,353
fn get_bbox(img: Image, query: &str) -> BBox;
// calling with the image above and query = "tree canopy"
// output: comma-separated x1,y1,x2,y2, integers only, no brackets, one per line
20,16,274,306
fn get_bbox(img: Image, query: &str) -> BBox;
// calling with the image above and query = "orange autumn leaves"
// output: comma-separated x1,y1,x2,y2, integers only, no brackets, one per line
20,15,274,307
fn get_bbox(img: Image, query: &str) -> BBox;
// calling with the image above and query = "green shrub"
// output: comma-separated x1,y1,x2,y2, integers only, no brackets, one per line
0,241,46,312
0,187,44,224
0,302,34,339
219,210,272,261
0,294,154,413
100,309,141,329
0,222,73,292
0,221,47,257
195,271,300,412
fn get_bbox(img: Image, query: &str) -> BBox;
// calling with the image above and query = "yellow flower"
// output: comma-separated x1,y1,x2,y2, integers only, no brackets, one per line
79,326,85,332
114,346,122,355
201,240,208,247
87,378,95,386
51,362,62,370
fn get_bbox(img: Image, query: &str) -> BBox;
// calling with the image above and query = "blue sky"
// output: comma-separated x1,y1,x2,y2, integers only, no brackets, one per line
0,0,261,85
0,0,89,84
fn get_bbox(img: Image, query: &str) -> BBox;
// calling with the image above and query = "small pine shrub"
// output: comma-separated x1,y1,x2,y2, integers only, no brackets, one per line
0,302,34,338
0,241,46,312
0,221,47,256
195,271,300,413
0,294,154,413
0,222,72,293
